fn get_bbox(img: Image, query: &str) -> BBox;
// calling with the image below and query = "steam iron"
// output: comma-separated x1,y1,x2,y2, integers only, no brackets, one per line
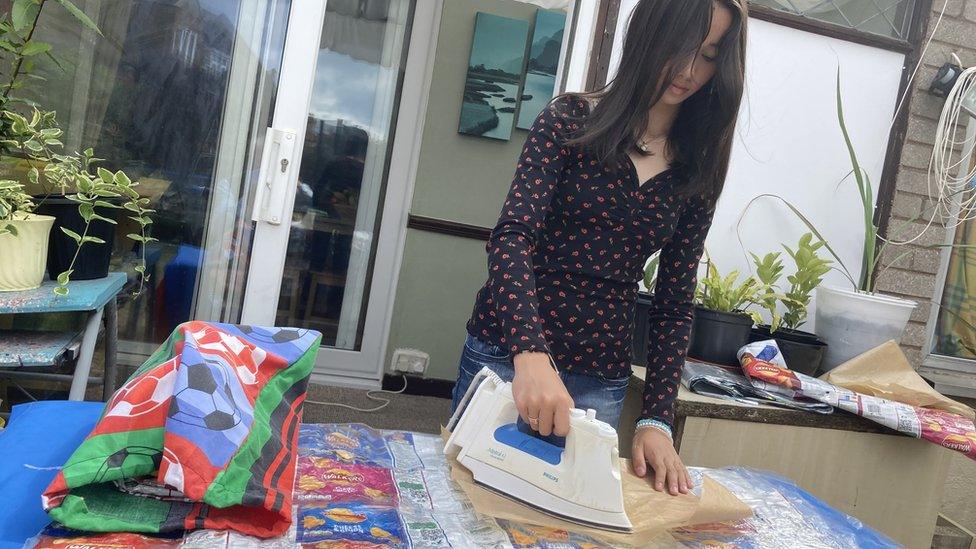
445,366,633,532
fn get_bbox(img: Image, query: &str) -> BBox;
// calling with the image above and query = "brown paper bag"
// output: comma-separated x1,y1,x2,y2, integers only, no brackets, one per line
446,447,751,547
822,340,975,420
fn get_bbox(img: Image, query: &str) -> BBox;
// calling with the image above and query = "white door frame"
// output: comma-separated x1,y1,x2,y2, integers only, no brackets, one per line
241,0,441,389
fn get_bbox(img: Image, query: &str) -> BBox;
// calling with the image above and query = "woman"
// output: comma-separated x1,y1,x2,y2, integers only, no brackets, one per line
451,0,746,496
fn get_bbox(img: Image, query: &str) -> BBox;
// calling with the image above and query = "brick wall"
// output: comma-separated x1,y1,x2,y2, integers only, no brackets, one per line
875,0,976,367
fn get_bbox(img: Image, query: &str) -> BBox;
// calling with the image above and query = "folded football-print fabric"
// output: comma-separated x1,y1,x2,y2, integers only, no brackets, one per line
42,322,322,538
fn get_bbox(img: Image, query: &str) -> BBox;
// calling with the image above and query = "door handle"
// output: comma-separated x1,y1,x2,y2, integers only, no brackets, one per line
251,128,297,225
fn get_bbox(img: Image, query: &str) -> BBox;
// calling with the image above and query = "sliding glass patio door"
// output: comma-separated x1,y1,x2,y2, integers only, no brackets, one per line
240,0,429,387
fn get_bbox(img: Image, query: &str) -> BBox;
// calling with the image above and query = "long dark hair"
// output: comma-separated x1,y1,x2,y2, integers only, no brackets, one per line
567,0,747,200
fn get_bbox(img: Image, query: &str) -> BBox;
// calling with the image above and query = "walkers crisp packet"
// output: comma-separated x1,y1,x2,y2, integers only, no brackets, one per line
297,456,398,505
297,503,406,546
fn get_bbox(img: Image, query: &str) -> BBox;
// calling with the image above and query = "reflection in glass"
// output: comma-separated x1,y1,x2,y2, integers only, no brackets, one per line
275,0,414,349
28,0,289,352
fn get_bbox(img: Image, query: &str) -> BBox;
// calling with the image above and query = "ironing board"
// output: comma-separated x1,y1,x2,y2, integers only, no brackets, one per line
0,273,125,402
4,407,897,548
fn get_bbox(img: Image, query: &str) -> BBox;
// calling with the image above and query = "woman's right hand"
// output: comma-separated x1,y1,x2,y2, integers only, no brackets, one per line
512,352,574,437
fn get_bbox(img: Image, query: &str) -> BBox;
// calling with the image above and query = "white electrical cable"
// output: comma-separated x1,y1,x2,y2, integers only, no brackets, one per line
930,65,976,227
305,374,409,413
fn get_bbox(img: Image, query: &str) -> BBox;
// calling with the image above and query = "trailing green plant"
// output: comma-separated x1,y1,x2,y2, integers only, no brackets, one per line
0,1,153,295
696,258,764,323
2,109,154,295
0,177,32,235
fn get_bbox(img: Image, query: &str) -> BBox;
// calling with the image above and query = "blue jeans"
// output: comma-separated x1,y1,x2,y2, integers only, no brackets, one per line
450,334,629,429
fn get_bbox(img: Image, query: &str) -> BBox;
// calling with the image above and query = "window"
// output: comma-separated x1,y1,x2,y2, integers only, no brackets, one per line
924,114,976,381
750,0,916,40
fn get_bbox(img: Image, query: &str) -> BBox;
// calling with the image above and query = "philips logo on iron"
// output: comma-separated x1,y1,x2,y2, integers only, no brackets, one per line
488,447,506,460
543,471,559,483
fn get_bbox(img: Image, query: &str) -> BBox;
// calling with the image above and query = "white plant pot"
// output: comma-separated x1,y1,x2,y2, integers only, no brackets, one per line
0,213,55,291
815,285,917,373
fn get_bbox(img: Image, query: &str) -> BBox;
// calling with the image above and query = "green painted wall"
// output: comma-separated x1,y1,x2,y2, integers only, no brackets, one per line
387,229,487,380
386,0,548,380
410,0,539,227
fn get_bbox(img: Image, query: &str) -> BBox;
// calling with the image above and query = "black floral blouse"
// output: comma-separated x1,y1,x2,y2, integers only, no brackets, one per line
466,95,716,425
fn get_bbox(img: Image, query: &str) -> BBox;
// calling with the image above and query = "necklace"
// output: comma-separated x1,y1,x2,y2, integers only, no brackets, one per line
637,135,666,156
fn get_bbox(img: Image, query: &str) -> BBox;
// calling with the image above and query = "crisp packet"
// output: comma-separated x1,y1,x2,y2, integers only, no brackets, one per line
392,467,433,509
27,524,182,548
497,519,616,548
298,502,406,546
297,456,398,505
739,340,976,460
384,431,423,470
299,423,394,468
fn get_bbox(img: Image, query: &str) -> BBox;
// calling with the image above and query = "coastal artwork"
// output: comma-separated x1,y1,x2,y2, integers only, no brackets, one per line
516,9,567,130
458,13,530,141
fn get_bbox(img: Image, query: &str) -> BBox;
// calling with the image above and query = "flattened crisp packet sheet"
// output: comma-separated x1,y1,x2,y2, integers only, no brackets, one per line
28,422,894,548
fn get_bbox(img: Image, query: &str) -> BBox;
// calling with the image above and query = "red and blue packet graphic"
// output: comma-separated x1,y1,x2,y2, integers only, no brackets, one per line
297,456,398,506
298,503,406,546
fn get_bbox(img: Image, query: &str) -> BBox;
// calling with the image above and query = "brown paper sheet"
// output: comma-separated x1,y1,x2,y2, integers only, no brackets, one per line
443,429,751,547
822,340,975,420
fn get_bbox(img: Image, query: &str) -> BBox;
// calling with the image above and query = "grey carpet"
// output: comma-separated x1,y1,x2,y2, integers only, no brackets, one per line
302,383,451,434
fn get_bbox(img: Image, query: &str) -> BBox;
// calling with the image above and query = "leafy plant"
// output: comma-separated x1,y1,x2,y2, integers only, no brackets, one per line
2,109,154,295
749,234,832,332
780,233,832,330
0,177,32,235
0,1,152,295
751,251,785,331
738,69,948,295
642,252,659,293
696,258,763,323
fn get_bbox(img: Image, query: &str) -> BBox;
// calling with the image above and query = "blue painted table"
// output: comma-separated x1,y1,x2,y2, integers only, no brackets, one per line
0,273,125,401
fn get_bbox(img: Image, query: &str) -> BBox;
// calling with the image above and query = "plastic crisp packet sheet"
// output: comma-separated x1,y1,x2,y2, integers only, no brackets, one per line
297,502,407,546
296,456,399,506
299,423,395,468
496,519,621,549
672,468,899,549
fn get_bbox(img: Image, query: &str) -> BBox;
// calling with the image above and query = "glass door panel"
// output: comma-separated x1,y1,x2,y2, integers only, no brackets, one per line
22,0,291,359
274,0,413,349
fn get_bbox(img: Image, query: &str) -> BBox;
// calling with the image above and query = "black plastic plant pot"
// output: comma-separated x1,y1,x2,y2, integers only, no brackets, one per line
749,325,828,377
630,292,654,367
687,306,754,366
36,196,119,281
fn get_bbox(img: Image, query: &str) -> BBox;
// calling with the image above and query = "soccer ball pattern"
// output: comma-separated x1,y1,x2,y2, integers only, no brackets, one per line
165,333,255,469
169,361,244,431
104,359,178,420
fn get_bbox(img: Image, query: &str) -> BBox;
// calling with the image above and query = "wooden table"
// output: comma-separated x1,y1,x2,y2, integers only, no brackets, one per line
621,365,951,549
0,273,125,401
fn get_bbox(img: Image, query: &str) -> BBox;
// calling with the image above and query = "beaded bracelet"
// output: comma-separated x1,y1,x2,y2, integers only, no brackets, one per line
635,418,673,441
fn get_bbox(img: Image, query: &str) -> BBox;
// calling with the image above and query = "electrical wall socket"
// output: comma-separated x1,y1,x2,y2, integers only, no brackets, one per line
391,348,430,375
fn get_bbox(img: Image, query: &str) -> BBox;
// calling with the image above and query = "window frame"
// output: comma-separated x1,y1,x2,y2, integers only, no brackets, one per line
919,116,976,398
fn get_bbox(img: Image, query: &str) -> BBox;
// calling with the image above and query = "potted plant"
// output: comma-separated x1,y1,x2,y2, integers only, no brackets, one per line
0,2,153,296
631,253,659,367
688,259,763,366
0,179,53,290
741,71,918,371
3,111,155,295
749,233,832,375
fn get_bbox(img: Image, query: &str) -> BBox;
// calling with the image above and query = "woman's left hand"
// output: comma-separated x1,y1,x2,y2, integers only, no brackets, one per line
631,426,692,496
